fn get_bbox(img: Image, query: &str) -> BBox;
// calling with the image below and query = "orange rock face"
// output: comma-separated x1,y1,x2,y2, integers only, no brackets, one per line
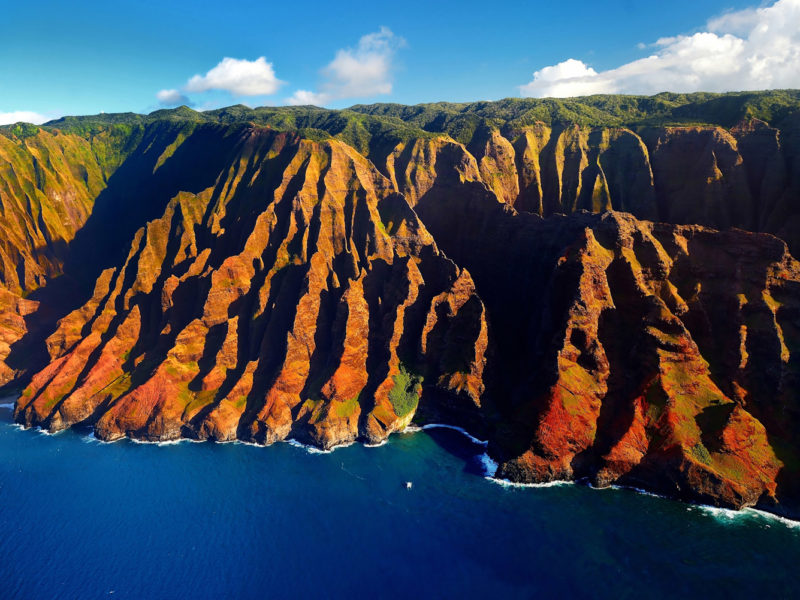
381,118,800,255
15,128,487,451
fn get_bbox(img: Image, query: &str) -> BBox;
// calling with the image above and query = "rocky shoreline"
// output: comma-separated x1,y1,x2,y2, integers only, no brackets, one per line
2,97,800,519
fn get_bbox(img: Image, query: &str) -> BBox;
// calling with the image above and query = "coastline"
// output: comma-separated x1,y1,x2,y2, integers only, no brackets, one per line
4,399,799,528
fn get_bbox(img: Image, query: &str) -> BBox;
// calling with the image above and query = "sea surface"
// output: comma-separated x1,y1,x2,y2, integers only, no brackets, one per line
0,399,798,599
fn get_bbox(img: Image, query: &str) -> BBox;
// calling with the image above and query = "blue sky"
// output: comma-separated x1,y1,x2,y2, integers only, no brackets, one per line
2,0,798,124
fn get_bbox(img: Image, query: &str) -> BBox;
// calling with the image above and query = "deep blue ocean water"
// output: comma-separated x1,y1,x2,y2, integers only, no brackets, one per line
1,400,798,599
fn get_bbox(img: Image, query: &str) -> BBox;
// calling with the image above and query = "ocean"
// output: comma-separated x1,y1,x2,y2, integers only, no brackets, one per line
0,400,798,599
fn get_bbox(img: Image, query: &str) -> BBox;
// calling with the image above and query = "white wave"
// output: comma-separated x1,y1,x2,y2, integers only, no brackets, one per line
487,476,572,489
229,439,264,448
744,508,800,530
692,504,800,529
0,401,16,409
608,484,667,500
608,485,800,528
478,452,498,477
364,439,388,449
35,426,64,437
285,438,355,454
421,423,488,447
401,425,422,434
156,438,202,446
86,433,120,444
694,504,743,521
82,431,123,445
128,436,202,446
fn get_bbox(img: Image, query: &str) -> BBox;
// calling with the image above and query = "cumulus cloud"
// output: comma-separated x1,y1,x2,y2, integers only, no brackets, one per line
287,89,327,106
185,56,284,96
288,27,403,106
520,0,800,97
0,110,48,125
156,89,191,106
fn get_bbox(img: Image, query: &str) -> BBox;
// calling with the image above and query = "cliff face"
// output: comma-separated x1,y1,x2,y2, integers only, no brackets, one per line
0,120,254,383
402,120,800,255
0,288,38,385
14,128,487,449
415,176,799,510
0,130,106,293
3,98,800,516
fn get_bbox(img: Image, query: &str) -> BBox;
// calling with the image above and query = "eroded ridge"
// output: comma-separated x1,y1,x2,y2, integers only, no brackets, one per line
416,185,800,511
15,128,487,449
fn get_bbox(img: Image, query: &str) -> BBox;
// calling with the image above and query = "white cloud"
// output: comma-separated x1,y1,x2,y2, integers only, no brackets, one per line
287,27,404,106
520,59,613,97
156,89,191,106
287,89,328,106
0,111,48,125
520,0,800,97
185,57,284,96
707,8,760,35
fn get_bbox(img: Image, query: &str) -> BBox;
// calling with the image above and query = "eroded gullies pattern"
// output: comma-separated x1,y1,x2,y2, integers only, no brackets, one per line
1,106,800,516
15,129,487,451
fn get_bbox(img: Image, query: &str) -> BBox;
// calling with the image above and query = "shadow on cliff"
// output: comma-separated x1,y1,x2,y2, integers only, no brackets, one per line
423,426,488,477
2,122,250,391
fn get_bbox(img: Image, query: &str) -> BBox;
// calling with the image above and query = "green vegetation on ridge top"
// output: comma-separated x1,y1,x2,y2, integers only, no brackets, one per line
24,104,436,159
2,89,799,154
351,89,800,131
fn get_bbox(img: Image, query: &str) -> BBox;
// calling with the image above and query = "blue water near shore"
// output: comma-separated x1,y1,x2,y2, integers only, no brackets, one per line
1,401,798,599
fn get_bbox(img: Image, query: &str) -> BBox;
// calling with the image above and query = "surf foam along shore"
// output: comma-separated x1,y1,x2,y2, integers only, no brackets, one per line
419,423,489,447
6,403,800,529
6,396,800,528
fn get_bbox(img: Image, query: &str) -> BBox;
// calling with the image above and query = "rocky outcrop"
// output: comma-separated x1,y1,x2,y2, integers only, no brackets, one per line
0,287,37,386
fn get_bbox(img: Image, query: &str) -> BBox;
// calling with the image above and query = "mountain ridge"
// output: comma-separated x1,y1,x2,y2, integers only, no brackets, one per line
2,92,800,518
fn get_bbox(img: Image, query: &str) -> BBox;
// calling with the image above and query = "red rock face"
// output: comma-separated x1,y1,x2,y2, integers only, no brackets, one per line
3,115,800,517
414,179,798,511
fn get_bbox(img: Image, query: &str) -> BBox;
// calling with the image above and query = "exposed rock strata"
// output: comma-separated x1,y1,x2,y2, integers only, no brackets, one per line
414,175,800,512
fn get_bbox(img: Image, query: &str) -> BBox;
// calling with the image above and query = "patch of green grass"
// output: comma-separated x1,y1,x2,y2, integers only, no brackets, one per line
691,442,712,465
42,394,64,411
3,122,40,139
334,394,360,419
183,389,217,414
388,364,422,418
